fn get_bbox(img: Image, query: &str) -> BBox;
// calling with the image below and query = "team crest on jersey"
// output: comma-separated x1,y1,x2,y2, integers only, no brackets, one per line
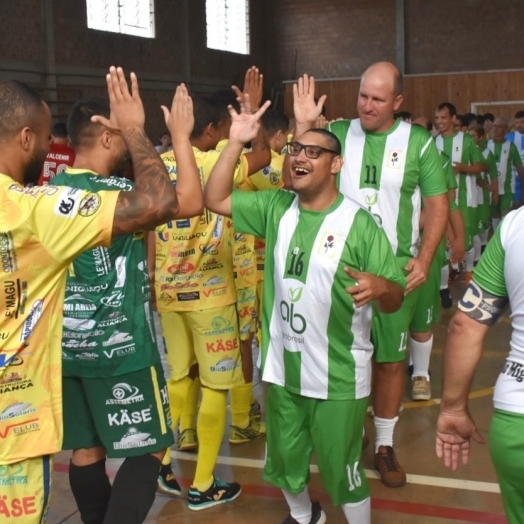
387,150,403,169
319,232,341,257
158,232,169,242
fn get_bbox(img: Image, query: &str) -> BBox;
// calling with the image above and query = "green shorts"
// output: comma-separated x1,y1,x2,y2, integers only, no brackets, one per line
492,194,514,217
458,206,478,251
489,409,524,524
62,363,173,458
371,287,419,363
477,204,491,233
264,384,369,505
410,247,443,333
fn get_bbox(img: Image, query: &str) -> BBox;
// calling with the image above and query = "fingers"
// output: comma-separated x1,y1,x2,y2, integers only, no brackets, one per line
343,266,361,281
130,72,139,99
160,105,170,126
90,115,112,127
254,99,271,119
115,67,128,100
105,69,116,103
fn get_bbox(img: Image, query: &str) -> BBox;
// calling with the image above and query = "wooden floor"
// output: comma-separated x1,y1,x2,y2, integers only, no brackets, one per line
48,279,509,524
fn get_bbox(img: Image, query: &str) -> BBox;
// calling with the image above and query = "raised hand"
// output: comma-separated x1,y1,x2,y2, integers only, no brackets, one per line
228,86,271,145
91,66,145,134
344,266,388,308
162,83,194,141
241,66,263,111
293,74,326,125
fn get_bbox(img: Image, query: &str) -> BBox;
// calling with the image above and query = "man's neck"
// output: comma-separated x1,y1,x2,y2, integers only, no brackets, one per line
72,153,111,177
441,128,456,138
299,188,339,212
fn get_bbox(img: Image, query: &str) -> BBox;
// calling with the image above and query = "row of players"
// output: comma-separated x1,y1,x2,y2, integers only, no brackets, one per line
1,61,523,524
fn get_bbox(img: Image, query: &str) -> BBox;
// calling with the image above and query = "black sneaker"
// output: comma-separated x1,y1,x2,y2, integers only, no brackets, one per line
187,476,241,511
280,501,327,524
440,287,452,309
157,464,182,497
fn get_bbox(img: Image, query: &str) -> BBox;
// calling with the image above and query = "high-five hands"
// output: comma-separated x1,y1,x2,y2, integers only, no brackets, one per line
161,84,194,140
293,74,326,126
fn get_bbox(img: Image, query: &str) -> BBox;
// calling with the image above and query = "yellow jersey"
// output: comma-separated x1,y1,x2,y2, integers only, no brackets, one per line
0,174,118,463
155,147,248,312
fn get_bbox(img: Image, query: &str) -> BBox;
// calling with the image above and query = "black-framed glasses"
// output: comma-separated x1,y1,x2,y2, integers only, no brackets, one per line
286,141,340,159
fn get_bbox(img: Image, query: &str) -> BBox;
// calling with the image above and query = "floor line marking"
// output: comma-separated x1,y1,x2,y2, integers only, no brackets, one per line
171,452,500,494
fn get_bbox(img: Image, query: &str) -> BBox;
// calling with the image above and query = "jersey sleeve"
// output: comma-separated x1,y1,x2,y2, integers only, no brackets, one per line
201,149,249,187
354,209,406,289
510,143,523,168
472,220,507,297
231,189,279,238
418,134,448,197
23,186,119,264
467,135,484,164
441,152,458,190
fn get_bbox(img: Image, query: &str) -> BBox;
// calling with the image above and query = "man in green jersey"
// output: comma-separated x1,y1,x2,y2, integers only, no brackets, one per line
204,95,405,524
52,83,203,523
468,124,498,258
289,63,449,488
435,102,484,285
488,117,524,231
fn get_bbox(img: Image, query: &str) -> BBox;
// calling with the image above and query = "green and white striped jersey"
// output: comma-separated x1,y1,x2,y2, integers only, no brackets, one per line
232,190,405,400
478,148,498,206
327,119,447,268
434,131,484,208
486,140,522,195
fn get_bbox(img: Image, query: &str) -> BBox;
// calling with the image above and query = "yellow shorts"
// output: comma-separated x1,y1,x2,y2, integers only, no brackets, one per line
0,455,53,523
160,305,244,389
236,286,257,341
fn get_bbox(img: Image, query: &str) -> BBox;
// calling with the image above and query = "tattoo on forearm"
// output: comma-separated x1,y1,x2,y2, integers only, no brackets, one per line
458,281,509,325
113,127,177,236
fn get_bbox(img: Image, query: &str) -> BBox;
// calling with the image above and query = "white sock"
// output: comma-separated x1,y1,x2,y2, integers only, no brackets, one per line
479,230,489,246
440,265,449,289
451,261,459,270
492,217,501,231
282,488,311,524
465,248,475,272
374,416,398,452
342,497,371,524
473,235,482,263
410,335,433,379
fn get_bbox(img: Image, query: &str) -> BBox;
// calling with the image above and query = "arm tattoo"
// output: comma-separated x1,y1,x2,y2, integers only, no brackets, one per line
112,127,178,237
458,280,509,326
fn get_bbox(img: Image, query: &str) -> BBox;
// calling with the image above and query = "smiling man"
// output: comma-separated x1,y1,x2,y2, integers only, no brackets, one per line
289,62,449,488
204,94,405,524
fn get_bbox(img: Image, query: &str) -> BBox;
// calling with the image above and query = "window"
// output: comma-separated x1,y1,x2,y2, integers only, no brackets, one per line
86,0,155,39
206,0,250,55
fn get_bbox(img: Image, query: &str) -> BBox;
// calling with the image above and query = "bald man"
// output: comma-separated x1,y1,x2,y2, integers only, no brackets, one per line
291,62,448,488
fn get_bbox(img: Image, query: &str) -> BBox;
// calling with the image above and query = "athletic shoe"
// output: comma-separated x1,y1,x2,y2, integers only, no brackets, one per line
250,399,261,419
411,376,431,401
157,464,182,497
187,476,241,511
176,428,198,452
279,501,327,524
229,416,266,444
374,445,406,488
440,288,452,309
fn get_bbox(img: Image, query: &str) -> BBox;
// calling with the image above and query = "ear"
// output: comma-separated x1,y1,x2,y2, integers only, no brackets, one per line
101,130,112,149
19,127,34,152
331,155,343,174
393,94,404,112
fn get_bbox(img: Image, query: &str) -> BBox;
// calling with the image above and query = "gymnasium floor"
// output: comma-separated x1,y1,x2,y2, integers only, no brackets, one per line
48,281,509,524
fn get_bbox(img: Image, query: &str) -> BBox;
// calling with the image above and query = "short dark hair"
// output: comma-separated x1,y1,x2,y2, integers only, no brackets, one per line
261,109,289,137
67,97,110,149
456,115,469,128
51,122,68,138
302,128,341,155
476,114,485,125
396,111,412,121
437,102,457,117
191,96,222,139
483,112,495,122
464,112,477,125
515,110,524,119
468,124,485,137
208,89,240,121
0,80,45,140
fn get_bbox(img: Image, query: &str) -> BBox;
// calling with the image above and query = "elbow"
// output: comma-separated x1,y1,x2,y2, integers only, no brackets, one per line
376,283,404,313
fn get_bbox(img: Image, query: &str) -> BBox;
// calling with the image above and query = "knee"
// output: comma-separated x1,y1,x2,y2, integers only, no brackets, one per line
72,446,106,466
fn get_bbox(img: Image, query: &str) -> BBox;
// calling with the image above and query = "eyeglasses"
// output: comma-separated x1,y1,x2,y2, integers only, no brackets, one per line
286,141,340,159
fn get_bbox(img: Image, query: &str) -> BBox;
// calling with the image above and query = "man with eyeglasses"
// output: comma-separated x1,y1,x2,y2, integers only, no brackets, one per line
290,62,449,488
204,94,405,524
